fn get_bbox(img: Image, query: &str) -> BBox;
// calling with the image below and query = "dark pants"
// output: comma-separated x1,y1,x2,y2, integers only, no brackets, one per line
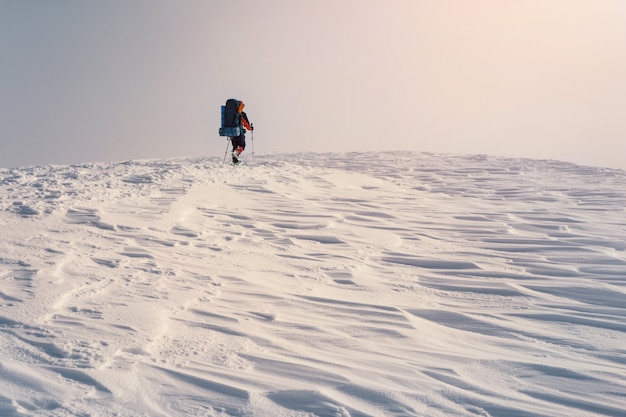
230,135,246,152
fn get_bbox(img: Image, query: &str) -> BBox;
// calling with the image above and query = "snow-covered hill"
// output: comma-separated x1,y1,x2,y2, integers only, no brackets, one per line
1,152,625,417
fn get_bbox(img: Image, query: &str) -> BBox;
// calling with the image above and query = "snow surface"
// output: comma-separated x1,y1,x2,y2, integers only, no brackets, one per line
1,151,625,417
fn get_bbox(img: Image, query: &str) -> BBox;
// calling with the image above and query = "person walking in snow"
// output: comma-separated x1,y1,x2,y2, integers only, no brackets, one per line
230,101,253,164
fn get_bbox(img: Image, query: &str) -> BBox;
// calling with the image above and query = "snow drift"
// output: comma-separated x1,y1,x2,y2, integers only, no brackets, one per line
1,152,625,417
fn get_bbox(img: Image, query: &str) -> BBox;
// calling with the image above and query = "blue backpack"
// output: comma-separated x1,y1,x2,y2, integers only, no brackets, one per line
219,99,242,137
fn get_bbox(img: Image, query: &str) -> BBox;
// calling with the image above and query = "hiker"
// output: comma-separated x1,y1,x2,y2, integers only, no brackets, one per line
230,101,253,164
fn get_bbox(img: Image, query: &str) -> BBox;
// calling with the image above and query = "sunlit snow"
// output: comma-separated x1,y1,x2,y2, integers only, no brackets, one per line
1,152,625,417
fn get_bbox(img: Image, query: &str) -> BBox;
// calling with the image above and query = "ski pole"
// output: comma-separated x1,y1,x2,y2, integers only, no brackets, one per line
222,139,230,165
251,124,254,155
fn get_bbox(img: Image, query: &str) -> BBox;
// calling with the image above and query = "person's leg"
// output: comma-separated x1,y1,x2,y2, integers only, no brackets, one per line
231,135,246,163
233,135,246,151
233,136,246,158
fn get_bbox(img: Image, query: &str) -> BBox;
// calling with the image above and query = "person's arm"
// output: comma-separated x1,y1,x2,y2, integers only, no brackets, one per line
241,112,253,130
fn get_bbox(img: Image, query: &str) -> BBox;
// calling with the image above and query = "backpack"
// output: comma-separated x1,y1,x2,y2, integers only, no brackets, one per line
219,99,242,137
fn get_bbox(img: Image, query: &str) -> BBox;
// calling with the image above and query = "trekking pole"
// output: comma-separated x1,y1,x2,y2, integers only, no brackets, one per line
222,139,230,165
251,124,254,155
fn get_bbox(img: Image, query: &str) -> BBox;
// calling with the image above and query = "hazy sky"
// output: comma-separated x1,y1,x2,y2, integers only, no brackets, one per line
2,0,625,169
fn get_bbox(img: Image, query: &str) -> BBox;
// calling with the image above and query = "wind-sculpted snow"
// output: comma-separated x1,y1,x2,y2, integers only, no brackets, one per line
0,152,625,416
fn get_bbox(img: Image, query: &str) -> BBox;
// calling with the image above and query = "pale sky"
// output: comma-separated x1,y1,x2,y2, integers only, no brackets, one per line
1,0,625,169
